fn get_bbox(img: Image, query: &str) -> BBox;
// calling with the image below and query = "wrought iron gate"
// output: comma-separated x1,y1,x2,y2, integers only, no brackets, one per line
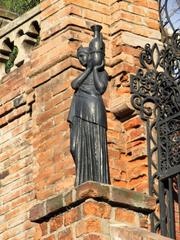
130,29,180,238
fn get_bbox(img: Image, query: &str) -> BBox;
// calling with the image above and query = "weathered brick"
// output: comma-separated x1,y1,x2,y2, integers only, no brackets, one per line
76,218,102,237
111,186,156,212
76,181,110,200
64,206,81,225
50,215,63,233
115,208,139,226
46,194,64,215
44,235,56,240
0,170,9,179
40,222,48,236
127,127,146,143
110,225,172,240
82,200,111,219
83,234,110,240
58,228,73,240
123,116,144,131
29,203,46,222
63,189,74,206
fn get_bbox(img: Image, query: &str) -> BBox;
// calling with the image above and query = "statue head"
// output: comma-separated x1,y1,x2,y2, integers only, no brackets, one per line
77,46,89,67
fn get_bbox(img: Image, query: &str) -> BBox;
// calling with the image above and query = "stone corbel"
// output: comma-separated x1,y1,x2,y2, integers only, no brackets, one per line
109,94,136,119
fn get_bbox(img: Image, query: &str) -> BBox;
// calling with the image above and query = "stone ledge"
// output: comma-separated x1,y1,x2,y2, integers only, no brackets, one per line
0,8,17,21
29,181,156,222
110,224,173,240
0,5,40,38
120,31,162,48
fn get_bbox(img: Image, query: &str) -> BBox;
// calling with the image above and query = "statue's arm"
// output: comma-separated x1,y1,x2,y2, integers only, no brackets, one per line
71,67,91,90
93,67,108,94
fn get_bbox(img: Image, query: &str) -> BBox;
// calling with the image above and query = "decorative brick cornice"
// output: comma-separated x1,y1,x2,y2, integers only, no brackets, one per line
0,5,40,77
29,181,156,222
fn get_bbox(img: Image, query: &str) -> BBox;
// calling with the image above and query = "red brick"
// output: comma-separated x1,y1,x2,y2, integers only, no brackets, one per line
41,0,51,10
83,201,111,219
41,3,60,20
29,203,46,222
58,228,73,240
44,235,56,240
83,234,109,240
115,208,138,226
40,222,48,236
76,218,102,237
64,207,81,226
127,127,146,143
64,0,111,15
50,215,63,232
123,116,144,131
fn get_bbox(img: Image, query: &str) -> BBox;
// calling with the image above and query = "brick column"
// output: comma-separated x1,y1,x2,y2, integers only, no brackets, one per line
29,0,166,239
34,0,161,201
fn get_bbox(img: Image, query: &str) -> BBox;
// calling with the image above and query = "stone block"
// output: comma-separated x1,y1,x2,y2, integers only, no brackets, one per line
46,194,64,216
76,181,110,200
29,202,46,222
110,224,173,240
109,94,135,119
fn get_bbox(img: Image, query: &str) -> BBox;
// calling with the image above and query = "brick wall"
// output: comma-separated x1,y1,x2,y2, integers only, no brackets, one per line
0,63,36,239
0,0,175,239
108,0,161,192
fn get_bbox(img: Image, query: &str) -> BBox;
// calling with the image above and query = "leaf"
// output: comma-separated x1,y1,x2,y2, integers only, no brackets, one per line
0,0,40,15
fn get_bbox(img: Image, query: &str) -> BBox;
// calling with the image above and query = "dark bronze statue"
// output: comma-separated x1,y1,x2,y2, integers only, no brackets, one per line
68,25,110,186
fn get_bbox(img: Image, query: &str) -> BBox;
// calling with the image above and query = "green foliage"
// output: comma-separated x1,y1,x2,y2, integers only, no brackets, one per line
0,0,40,15
5,46,18,74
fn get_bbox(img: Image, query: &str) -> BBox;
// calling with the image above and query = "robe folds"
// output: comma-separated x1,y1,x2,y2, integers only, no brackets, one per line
68,71,110,186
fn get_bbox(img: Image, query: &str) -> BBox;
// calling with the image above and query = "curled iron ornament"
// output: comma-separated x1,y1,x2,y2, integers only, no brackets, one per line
140,43,160,70
159,0,180,41
172,29,180,54
131,34,180,119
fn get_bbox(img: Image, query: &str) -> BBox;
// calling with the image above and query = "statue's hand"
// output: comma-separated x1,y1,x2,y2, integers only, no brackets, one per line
94,60,104,71
87,59,93,70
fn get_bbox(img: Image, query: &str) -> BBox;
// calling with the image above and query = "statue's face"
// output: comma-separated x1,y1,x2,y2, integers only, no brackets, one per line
78,52,88,66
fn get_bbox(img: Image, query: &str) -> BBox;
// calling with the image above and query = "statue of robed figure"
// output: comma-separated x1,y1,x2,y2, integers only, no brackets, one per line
68,25,110,186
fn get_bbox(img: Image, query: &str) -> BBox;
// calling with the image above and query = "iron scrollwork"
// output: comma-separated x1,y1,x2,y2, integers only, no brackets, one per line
131,30,180,174
131,29,180,238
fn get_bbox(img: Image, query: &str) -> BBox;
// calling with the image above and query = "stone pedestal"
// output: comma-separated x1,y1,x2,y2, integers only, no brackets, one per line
29,181,168,240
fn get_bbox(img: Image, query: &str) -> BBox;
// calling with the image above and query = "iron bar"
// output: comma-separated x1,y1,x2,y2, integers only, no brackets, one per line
146,120,155,231
167,177,176,239
177,174,180,231
159,180,168,236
